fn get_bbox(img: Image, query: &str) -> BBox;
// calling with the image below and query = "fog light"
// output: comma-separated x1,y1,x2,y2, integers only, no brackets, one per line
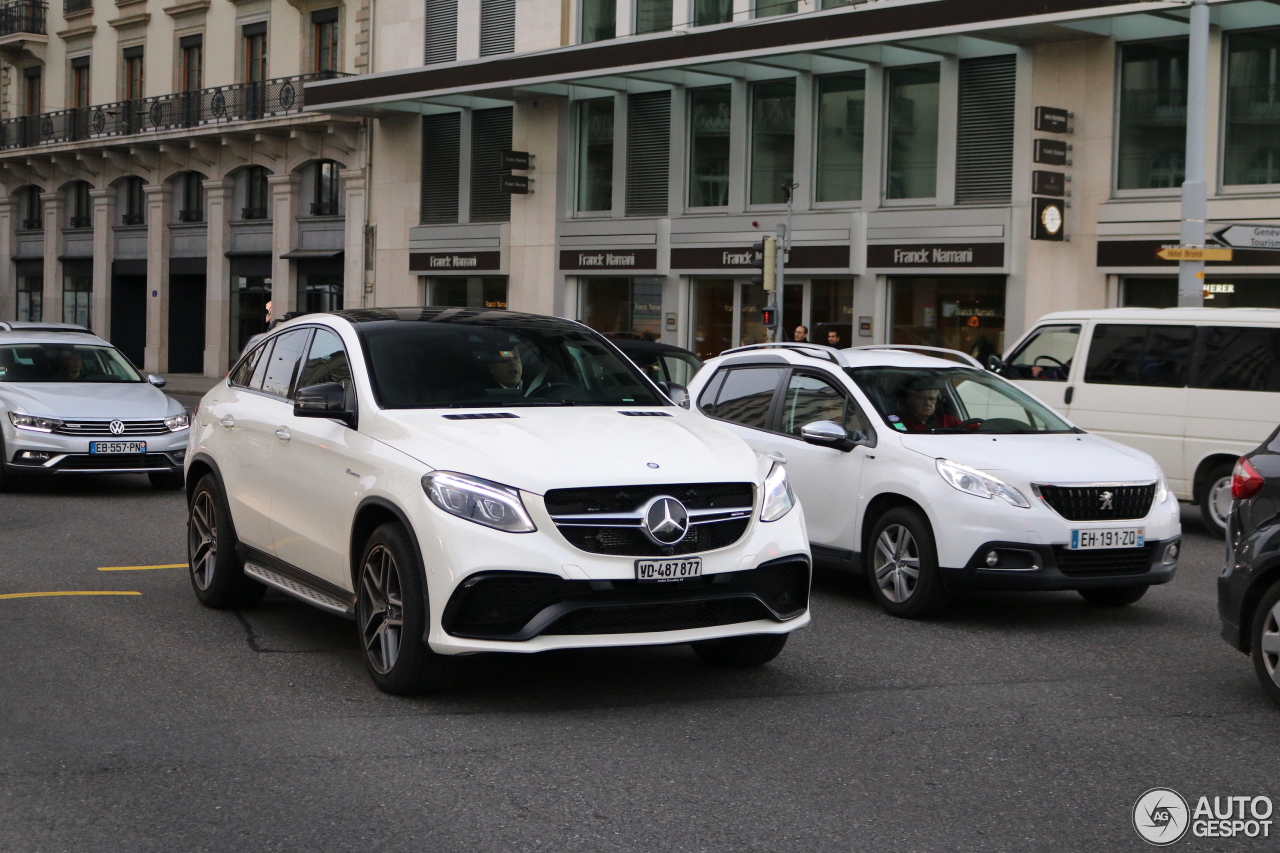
171,449,186,461
18,451,50,461
1163,542,1179,565
985,550,1000,567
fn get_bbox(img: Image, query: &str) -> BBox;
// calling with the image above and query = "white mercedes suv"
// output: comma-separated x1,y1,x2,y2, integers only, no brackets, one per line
186,308,810,694
686,343,1182,618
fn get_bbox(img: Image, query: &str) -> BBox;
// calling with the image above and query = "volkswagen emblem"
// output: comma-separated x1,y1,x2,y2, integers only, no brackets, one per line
641,496,690,546
1100,490,1114,511
109,420,126,436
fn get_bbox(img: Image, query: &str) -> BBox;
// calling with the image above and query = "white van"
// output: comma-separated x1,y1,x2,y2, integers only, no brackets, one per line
996,308,1280,537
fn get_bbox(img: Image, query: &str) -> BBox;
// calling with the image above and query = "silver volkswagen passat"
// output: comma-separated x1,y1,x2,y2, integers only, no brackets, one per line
0,326,189,490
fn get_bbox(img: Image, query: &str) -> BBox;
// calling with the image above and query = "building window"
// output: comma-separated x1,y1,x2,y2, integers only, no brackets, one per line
694,0,731,26
425,277,508,309
580,277,663,338
479,0,515,56
19,186,43,230
123,46,144,101
122,176,146,226
425,0,458,64
243,166,269,220
23,66,41,116
577,99,614,213
581,0,615,44
1224,29,1280,186
815,73,865,202
181,35,203,91
754,0,796,18
750,79,795,205
635,0,672,35
1117,40,1188,190
71,57,90,108
421,112,461,224
17,274,42,322
312,161,340,216
886,64,940,200
312,8,339,75
889,276,1006,362
68,181,92,228
63,275,92,328
243,22,267,83
689,86,731,208
179,172,205,222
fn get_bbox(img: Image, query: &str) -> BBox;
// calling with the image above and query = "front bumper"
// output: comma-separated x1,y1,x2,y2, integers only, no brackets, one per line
941,537,1180,591
2,426,188,476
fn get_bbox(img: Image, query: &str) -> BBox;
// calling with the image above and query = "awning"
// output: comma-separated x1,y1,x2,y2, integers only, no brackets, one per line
280,249,344,259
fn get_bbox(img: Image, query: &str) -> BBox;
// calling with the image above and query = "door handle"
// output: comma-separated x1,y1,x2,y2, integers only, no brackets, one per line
275,427,291,441
1064,385,1075,405
220,415,235,429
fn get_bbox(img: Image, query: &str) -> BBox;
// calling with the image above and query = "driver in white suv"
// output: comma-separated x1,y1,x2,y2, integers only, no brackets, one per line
186,308,811,695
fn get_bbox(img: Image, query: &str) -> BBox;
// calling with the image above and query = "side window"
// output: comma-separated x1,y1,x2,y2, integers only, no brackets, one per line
1192,326,1280,392
260,330,312,398
297,328,352,392
782,372,869,437
249,338,275,389
1084,324,1193,388
1004,324,1080,381
229,343,265,387
702,366,786,429
663,354,700,387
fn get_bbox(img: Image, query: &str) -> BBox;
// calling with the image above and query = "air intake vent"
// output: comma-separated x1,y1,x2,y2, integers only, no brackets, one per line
479,0,515,56
470,107,513,222
421,112,461,224
956,55,1016,205
618,411,672,417
626,91,671,216
424,0,458,65
442,412,520,420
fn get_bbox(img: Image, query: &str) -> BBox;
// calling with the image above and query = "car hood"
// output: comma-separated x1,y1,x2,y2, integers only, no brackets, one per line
896,432,1162,483
0,382,178,418
370,407,761,494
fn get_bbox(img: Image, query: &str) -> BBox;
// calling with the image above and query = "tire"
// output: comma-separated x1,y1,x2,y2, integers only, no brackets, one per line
149,470,185,491
356,522,456,696
187,474,266,609
865,507,949,618
1199,462,1234,539
692,633,789,668
1078,585,1148,607
1249,579,1280,709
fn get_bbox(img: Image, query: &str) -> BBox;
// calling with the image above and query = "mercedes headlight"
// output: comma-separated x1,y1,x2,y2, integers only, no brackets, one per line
421,471,536,533
760,462,796,522
165,412,191,431
936,458,1030,508
8,412,62,433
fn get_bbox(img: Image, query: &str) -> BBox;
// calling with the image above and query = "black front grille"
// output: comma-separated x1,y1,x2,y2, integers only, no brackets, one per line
54,419,170,437
544,599,770,635
545,482,754,515
1037,484,1156,521
557,519,750,557
1053,544,1156,576
52,453,173,470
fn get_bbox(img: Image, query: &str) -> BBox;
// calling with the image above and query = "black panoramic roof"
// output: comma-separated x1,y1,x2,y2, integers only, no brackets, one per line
334,307,585,331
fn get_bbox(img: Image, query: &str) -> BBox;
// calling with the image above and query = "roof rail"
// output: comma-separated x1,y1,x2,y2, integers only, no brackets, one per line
718,342,851,368
850,344,983,369
0,321,92,333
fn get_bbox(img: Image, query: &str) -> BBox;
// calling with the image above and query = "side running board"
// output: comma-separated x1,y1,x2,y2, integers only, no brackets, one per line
243,562,355,617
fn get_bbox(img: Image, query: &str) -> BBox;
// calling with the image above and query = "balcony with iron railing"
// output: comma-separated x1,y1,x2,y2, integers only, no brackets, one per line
0,0,46,37
0,71,348,151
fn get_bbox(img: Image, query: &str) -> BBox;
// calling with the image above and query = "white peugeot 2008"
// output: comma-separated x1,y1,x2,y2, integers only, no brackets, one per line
686,343,1181,618
186,308,810,694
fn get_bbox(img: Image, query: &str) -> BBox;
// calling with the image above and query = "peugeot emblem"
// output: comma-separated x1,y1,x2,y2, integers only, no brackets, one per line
641,496,690,546
109,420,126,436
1099,490,1114,511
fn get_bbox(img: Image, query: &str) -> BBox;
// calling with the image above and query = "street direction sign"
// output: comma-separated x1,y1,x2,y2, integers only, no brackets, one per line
1213,223,1280,250
1156,247,1234,261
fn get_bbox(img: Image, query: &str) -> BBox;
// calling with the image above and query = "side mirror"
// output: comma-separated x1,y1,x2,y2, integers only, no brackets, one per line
657,380,691,409
147,374,166,388
800,420,855,451
985,354,1003,372
294,382,357,427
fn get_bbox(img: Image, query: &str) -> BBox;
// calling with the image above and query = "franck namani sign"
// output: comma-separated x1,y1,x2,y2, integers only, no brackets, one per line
409,252,502,271
867,244,1005,268
559,249,658,270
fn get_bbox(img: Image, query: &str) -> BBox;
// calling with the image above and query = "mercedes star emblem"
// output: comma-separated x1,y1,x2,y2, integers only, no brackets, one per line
109,420,126,436
641,496,690,546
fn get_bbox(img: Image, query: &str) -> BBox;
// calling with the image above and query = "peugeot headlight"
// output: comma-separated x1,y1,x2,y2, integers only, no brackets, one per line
760,462,796,522
8,412,62,433
421,471,536,533
936,458,1030,508
165,412,191,431
1156,473,1170,504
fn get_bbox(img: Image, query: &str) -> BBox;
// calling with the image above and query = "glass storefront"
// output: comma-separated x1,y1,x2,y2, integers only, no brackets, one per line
63,275,92,329
301,275,344,313
231,275,271,358
889,276,1006,362
811,279,854,348
691,278,734,359
580,277,663,339
692,278,855,356
1122,276,1280,308
16,275,42,322
425,277,509,309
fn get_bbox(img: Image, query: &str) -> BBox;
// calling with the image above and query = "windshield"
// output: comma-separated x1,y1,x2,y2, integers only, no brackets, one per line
361,323,666,408
848,366,1075,434
0,342,143,383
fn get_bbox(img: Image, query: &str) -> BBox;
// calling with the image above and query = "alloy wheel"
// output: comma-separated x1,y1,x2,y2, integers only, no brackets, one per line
360,544,405,675
1262,601,1280,687
1208,475,1234,530
874,524,920,603
188,490,217,590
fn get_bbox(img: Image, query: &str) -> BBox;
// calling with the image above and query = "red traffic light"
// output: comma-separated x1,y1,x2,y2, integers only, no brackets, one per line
762,307,778,327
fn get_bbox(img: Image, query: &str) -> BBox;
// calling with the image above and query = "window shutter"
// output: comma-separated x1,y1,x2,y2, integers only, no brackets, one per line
956,55,1016,205
480,0,515,57
625,91,670,217
424,0,458,65
421,113,461,224
470,107,513,222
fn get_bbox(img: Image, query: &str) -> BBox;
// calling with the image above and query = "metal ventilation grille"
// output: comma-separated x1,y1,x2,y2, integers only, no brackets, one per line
480,0,515,56
442,412,519,420
956,55,1016,205
470,106,513,222
626,90,671,216
424,0,458,65
421,113,461,224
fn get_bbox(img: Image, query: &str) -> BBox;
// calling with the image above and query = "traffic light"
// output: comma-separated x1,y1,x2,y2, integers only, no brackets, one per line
750,236,777,292
762,306,778,328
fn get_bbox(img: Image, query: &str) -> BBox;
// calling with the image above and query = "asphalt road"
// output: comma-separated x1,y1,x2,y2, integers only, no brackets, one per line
2,477,1278,853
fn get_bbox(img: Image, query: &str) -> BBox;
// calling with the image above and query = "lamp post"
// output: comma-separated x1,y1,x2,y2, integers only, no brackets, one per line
1178,0,1211,307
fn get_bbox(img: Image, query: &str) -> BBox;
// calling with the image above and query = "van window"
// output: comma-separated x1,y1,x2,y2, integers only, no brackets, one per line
1084,324,1194,387
1004,324,1079,381
1192,326,1280,392
702,366,785,429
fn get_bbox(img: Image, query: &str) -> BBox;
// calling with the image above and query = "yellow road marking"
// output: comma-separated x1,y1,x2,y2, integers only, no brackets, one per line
0,591,142,600
97,563,187,571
